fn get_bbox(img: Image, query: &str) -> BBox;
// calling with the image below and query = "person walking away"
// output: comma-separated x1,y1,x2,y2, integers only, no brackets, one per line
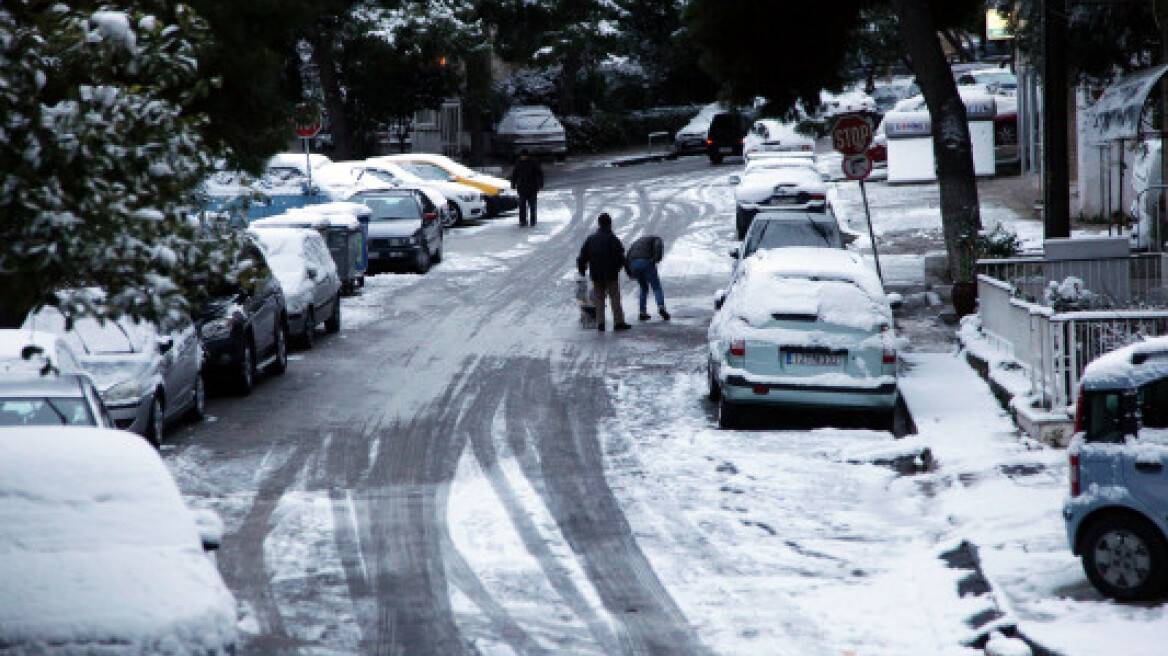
509,149,544,227
625,234,670,321
577,213,631,332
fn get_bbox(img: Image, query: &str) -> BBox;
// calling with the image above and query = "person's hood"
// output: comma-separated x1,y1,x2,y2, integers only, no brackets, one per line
367,220,422,239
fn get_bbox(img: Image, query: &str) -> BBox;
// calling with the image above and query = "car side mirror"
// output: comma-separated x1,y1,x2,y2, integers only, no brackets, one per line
156,336,174,355
192,509,224,552
714,288,727,310
728,175,741,185
424,212,438,222
841,229,860,245
886,292,904,310
307,267,318,280
728,247,740,259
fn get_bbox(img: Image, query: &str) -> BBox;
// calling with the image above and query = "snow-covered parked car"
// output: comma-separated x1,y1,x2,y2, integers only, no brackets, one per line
249,226,342,348
493,105,568,160
0,328,86,377
729,209,858,269
0,426,238,654
743,119,815,163
352,159,485,225
378,153,519,217
731,162,828,239
348,187,445,274
1064,336,1168,601
23,307,206,446
707,248,900,429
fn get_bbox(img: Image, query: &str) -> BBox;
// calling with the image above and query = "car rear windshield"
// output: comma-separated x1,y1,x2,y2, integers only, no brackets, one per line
0,397,94,426
745,216,843,256
352,194,421,221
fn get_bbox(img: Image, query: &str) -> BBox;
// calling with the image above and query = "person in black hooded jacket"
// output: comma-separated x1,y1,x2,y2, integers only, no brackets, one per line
577,213,631,332
509,150,543,226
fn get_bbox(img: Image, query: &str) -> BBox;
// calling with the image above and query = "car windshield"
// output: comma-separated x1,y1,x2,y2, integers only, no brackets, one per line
744,216,843,257
398,163,453,182
352,194,422,222
0,397,94,426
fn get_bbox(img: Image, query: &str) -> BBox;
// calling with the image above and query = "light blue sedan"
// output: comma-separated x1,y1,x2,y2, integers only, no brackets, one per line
707,247,901,429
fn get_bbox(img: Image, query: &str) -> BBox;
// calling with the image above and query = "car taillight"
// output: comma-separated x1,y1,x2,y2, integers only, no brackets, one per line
706,139,713,145
881,325,896,364
730,339,746,356
802,145,812,151
1070,453,1081,497
809,193,826,202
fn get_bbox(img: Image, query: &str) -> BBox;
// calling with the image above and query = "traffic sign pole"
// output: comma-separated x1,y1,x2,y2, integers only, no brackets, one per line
859,179,884,284
303,137,313,190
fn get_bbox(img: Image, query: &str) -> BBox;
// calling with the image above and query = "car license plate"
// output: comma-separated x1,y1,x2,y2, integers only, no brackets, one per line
719,146,733,153
784,351,843,367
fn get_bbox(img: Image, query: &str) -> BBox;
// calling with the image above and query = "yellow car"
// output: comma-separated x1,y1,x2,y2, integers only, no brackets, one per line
375,154,519,217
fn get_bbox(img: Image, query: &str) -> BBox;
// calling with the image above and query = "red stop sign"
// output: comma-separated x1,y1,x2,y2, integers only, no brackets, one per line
830,114,874,156
296,123,321,138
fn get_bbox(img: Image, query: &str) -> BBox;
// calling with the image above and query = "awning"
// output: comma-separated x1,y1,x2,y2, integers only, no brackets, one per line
1090,64,1168,142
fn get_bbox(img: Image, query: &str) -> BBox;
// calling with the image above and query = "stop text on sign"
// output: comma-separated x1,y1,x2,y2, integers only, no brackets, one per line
830,114,874,156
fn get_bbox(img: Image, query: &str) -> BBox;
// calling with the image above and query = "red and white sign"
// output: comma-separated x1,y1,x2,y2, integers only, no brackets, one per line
841,153,873,180
296,122,322,139
830,113,874,156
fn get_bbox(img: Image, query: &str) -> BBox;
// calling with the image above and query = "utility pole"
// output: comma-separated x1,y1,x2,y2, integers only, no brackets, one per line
1043,0,1071,239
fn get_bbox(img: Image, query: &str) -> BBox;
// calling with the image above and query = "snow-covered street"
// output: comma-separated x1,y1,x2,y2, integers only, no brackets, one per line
160,158,1166,655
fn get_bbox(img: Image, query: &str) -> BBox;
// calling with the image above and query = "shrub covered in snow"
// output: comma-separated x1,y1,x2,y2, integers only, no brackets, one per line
0,3,238,327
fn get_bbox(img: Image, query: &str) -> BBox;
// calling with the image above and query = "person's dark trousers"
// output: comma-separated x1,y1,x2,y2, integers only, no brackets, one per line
518,194,537,225
628,258,665,314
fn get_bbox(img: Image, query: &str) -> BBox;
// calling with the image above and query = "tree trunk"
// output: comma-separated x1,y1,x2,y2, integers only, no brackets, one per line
309,26,355,161
893,0,982,283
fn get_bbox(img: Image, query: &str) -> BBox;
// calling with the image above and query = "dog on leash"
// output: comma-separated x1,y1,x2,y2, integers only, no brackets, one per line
575,276,597,329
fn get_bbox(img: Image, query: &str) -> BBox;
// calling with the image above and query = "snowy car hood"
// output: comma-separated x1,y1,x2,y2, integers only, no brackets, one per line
0,548,238,653
78,353,155,392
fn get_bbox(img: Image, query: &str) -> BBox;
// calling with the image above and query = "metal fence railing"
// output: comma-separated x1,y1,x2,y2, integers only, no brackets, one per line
976,253,1168,308
976,256,1168,410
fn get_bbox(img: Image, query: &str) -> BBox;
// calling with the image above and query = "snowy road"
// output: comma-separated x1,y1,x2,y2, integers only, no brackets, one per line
164,158,989,655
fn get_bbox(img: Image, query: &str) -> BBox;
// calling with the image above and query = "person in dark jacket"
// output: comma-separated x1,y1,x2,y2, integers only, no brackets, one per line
577,213,631,332
509,149,544,227
625,234,670,321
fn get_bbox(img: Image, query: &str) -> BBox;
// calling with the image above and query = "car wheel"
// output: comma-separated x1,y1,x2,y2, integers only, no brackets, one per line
717,397,741,429
146,394,164,448
445,202,461,228
415,246,431,274
300,308,315,349
324,296,341,334
556,153,566,162
707,361,722,402
185,374,207,422
1081,514,1168,601
269,321,288,375
235,339,256,396
709,153,724,165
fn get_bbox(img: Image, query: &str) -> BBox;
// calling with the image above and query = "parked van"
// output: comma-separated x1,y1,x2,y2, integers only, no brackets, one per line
706,111,752,164
1064,336,1168,600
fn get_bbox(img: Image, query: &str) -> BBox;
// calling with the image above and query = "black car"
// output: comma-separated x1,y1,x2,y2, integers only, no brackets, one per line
706,111,752,164
348,187,445,274
195,236,289,395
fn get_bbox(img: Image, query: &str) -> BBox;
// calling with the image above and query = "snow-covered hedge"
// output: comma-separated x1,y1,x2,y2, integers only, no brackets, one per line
562,106,704,153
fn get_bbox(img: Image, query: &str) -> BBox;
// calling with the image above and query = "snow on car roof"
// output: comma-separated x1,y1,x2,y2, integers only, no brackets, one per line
742,164,825,187
0,427,236,652
0,329,81,374
1080,335,1168,391
726,248,890,331
267,152,331,174
249,227,314,267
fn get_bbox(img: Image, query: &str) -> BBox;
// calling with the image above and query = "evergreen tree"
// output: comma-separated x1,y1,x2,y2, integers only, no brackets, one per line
0,2,236,328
